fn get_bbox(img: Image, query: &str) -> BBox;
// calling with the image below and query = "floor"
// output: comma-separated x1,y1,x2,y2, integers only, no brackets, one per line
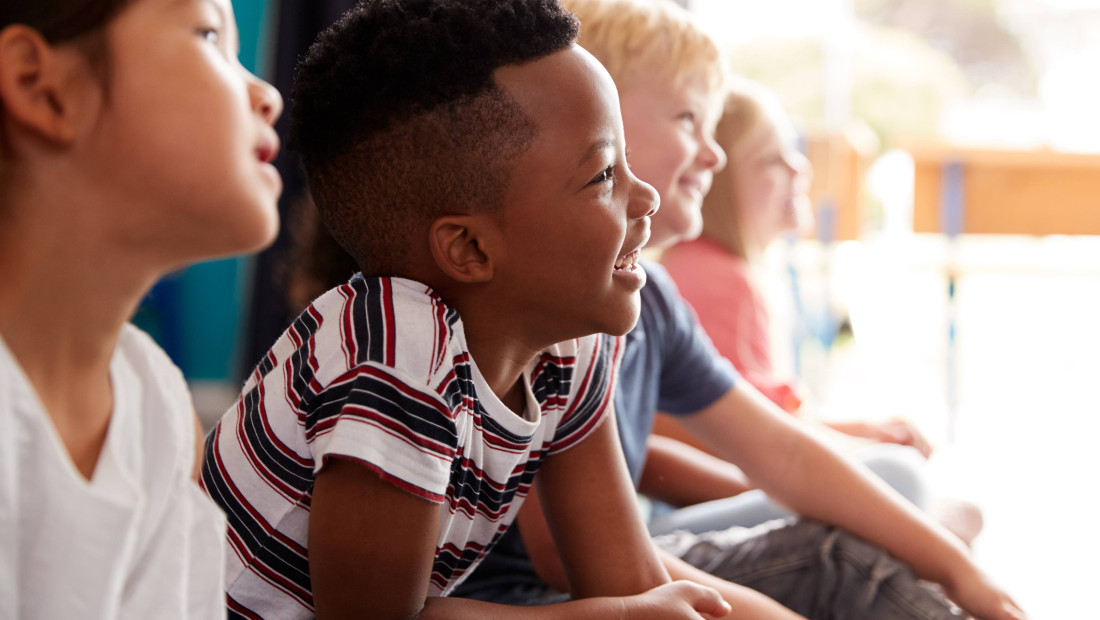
785,233,1100,619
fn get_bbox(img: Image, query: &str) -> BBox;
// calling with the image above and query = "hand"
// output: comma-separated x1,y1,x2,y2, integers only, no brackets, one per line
834,418,934,458
623,581,732,619
944,565,1027,620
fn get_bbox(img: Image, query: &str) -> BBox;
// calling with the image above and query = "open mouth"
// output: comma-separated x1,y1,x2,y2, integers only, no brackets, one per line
615,249,640,271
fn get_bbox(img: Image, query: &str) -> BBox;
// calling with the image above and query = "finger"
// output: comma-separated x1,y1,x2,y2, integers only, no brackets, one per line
677,581,731,618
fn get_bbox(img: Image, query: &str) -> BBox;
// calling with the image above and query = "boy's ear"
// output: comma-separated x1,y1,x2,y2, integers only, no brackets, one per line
0,25,86,144
428,215,499,284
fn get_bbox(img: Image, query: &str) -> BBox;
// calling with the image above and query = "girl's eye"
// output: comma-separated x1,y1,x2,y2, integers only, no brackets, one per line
198,27,220,44
589,165,615,185
679,111,696,125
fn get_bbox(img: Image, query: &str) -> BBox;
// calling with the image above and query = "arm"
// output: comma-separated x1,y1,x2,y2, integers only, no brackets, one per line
517,414,788,618
676,383,1025,620
660,549,805,620
639,434,753,507
309,451,730,619
191,411,205,482
820,417,934,458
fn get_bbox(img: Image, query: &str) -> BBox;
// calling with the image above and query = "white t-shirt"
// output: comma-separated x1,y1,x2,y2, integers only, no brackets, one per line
0,324,227,619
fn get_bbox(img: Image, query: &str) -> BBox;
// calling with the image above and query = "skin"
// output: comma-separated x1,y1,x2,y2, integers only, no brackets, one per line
618,73,725,250
511,54,1025,620
0,0,281,479
720,106,934,456
307,44,730,620
729,118,809,260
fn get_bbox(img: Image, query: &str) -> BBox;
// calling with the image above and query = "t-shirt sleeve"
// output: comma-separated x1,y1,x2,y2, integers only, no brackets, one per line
644,263,738,416
307,363,458,503
665,252,801,413
545,333,622,456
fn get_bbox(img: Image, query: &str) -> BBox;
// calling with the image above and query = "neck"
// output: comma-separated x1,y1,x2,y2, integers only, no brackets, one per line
0,176,160,444
450,299,543,415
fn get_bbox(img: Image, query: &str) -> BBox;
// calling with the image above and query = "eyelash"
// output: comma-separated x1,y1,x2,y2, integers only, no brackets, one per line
198,27,220,45
589,165,616,186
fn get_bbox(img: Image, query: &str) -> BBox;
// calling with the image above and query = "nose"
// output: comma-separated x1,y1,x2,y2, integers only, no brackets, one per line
786,150,811,179
629,175,660,220
699,131,727,173
249,74,283,126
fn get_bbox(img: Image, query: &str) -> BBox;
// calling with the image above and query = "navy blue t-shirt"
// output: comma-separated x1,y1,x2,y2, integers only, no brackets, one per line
454,261,738,598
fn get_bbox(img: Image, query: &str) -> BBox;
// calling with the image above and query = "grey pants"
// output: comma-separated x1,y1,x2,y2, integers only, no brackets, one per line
462,518,964,620
654,518,964,620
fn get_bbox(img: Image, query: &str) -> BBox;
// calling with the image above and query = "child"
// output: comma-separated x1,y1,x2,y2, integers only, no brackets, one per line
653,79,990,541
660,77,934,454
0,0,282,617
201,1,732,618
457,1,1026,619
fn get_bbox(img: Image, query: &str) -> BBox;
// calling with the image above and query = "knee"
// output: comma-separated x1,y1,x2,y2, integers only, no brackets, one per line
858,445,932,510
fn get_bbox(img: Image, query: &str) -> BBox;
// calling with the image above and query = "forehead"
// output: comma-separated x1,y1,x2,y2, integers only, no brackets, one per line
621,71,722,115
126,0,239,33
494,45,622,174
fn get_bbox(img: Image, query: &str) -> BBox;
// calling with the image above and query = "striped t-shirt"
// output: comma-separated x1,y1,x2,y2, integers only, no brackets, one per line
202,276,619,618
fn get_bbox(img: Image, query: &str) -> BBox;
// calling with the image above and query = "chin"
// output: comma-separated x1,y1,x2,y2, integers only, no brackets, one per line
600,298,642,337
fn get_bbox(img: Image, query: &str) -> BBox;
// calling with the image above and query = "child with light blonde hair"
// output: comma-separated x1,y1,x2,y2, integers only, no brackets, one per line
658,79,989,547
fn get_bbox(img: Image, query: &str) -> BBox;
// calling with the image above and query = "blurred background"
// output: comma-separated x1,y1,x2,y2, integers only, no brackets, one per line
147,0,1099,616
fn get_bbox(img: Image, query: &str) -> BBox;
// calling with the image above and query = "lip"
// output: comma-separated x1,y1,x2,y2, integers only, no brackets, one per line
255,130,282,191
616,224,651,265
255,130,280,164
679,176,710,199
612,249,647,291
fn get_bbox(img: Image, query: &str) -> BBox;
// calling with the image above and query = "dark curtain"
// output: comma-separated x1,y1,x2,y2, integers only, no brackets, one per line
242,0,358,374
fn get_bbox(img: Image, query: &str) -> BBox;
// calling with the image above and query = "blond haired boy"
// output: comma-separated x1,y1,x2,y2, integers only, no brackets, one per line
456,1,1026,619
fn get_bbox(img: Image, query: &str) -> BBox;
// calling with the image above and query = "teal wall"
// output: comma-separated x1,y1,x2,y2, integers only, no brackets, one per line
133,0,274,382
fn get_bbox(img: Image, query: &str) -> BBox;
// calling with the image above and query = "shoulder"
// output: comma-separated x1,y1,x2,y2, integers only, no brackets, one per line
117,323,187,385
116,324,196,470
330,276,459,377
638,260,696,333
116,325,192,421
262,276,461,394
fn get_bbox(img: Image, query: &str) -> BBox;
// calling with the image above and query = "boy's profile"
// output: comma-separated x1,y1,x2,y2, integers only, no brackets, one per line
202,0,731,618
458,1,1027,619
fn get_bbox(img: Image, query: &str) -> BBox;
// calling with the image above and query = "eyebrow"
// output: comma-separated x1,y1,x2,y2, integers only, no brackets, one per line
577,139,614,169
180,0,240,54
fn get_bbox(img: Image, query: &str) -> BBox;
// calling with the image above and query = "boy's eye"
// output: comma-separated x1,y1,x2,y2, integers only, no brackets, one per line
588,165,615,185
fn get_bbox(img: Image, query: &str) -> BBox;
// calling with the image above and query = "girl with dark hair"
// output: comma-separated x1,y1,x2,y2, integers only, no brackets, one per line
0,0,282,617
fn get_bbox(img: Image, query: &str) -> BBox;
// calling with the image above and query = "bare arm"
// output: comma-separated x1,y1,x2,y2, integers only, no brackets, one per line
677,383,1025,620
533,409,669,597
191,411,205,482
309,443,729,619
660,549,805,620
639,434,753,507
518,414,790,617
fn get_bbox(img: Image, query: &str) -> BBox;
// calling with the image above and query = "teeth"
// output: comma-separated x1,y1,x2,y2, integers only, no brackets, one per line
616,250,638,271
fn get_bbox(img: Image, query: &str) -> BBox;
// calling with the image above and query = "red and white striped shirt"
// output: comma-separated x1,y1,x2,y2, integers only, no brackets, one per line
202,276,619,618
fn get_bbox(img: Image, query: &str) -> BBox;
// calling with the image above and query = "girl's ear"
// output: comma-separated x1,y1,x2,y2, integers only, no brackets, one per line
0,25,88,144
428,214,499,284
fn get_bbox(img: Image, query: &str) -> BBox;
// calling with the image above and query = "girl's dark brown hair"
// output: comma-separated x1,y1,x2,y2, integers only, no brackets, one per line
2,0,139,86
2,0,136,43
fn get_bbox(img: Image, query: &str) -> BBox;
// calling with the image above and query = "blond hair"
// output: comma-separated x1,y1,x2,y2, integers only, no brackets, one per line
699,77,789,260
560,0,726,92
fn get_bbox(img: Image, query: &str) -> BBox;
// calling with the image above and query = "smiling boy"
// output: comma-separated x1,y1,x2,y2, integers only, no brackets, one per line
199,1,735,618
456,1,1026,619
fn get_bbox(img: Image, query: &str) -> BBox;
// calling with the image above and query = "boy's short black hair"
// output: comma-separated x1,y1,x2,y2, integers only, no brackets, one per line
289,0,579,275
